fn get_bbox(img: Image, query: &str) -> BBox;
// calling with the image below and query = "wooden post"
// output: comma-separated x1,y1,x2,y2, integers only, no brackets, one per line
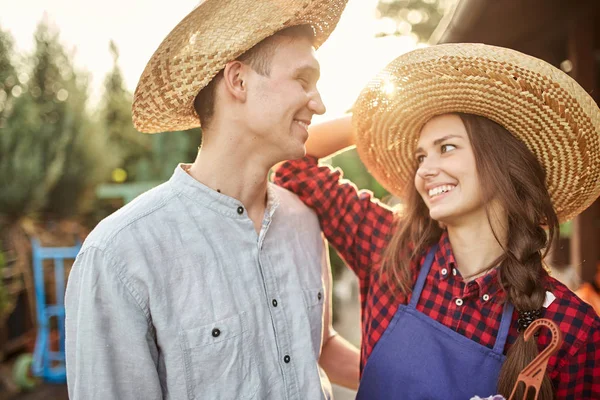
568,5,600,285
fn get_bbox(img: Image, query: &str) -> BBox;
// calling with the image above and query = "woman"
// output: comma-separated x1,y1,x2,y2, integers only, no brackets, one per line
274,44,600,399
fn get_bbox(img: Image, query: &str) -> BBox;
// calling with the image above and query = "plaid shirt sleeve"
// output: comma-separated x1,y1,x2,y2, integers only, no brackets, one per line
274,156,395,280
539,279,600,399
552,316,600,399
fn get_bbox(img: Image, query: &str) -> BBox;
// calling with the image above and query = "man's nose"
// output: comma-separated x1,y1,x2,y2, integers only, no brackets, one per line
308,90,326,115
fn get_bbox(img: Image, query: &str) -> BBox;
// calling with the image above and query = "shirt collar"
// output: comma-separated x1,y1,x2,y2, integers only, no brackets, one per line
434,230,456,278
477,267,503,299
434,230,504,300
168,164,280,219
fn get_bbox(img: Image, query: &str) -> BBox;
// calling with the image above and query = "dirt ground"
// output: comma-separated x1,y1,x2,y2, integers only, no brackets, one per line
1,383,68,400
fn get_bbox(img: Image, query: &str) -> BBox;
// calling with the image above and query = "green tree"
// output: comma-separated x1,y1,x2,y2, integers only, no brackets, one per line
99,40,200,186
376,0,448,42
134,129,200,182
0,25,17,126
99,40,150,182
0,19,115,219
0,22,43,217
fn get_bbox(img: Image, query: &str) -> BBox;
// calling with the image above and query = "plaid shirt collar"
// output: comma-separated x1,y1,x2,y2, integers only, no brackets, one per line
434,230,505,302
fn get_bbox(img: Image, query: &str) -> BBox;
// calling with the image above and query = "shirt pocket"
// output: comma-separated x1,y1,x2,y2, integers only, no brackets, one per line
178,311,259,400
302,287,325,356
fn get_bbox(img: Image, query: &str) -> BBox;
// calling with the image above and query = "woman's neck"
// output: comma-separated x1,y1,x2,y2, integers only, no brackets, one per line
446,211,508,281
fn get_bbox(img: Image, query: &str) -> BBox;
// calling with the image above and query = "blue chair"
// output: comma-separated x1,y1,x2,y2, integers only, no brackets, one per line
30,238,81,383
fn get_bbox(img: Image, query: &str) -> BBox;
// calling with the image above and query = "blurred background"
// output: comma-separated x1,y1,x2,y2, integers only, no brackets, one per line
0,0,599,398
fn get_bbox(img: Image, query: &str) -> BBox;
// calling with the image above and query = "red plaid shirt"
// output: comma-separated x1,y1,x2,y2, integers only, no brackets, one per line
275,156,600,399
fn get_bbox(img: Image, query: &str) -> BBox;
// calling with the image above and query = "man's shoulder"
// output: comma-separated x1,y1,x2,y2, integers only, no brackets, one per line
83,182,176,251
270,184,322,243
271,183,317,217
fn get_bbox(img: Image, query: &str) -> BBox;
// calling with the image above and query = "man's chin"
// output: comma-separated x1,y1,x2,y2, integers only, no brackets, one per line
285,145,307,161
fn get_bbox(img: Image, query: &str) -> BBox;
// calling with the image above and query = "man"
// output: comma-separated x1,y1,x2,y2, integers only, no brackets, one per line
65,0,359,399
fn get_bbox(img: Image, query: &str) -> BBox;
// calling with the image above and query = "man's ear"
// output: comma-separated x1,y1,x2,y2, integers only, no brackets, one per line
222,61,247,102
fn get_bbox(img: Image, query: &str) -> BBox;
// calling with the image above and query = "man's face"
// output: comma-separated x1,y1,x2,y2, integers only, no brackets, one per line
242,36,326,162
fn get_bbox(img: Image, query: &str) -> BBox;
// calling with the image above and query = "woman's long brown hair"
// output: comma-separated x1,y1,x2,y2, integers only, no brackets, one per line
381,113,558,399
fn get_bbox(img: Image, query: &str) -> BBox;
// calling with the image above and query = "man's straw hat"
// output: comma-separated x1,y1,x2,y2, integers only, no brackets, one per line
132,0,348,134
353,43,600,222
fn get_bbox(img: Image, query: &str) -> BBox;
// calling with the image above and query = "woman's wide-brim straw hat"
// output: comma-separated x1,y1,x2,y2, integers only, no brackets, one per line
353,43,600,223
132,0,348,134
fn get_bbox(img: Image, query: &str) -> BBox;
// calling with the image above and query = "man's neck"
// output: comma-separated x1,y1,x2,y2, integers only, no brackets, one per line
187,126,272,233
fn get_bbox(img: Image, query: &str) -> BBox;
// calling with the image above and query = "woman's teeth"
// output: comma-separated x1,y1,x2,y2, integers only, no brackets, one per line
428,185,455,198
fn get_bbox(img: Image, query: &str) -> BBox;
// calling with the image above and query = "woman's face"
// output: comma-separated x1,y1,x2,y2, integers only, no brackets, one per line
414,114,486,226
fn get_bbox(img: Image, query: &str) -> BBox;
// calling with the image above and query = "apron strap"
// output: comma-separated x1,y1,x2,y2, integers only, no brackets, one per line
409,245,438,308
408,243,514,354
493,300,515,353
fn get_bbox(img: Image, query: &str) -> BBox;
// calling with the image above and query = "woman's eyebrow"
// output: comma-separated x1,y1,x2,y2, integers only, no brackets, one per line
415,134,462,154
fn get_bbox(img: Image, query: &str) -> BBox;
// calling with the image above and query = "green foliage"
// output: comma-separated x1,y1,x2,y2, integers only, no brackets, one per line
0,93,42,215
0,20,116,219
559,220,572,238
0,24,41,217
99,41,151,182
328,149,389,199
133,129,201,182
99,40,200,185
0,26,17,126
376,0,448,42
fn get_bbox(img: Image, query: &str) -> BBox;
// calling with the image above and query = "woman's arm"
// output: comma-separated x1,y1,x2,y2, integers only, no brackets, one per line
274,156,394,280
306,114,355,159
553,320,600,398
319,238,360,390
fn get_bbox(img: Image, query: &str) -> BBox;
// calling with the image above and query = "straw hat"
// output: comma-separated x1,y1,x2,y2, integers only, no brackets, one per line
353,43,600,223
132,0,348,134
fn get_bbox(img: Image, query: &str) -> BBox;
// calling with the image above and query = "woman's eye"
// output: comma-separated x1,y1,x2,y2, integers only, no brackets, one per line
416,155,425,164
441,144,456,153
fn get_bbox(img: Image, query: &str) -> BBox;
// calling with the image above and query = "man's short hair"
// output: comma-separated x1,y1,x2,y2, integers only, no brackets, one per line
194,25,315,129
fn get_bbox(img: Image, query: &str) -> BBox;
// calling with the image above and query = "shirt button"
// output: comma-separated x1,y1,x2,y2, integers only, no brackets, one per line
317,292,322,301
212,328,221,337
284,355,291,363
452,268,457,276
441,268,448,276
482,294,490,302
237,206,244,215
455,298,464,306
272,299,278,307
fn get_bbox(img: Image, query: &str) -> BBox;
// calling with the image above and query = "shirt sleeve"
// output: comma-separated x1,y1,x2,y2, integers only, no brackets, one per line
552,318,600,399
274,156,395,280
65,246,162,400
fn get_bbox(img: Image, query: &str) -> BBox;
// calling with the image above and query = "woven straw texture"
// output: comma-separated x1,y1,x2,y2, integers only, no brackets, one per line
353,43,600,223
132,0,348,133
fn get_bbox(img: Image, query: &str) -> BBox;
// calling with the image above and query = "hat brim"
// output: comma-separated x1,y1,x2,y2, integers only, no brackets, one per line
132,0,348,134
353,43,600,223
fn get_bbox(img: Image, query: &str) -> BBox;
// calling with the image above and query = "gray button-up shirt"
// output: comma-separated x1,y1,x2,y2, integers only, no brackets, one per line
65,165,331,400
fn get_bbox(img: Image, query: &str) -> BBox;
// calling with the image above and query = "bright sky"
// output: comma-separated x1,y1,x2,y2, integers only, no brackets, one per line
1,0,418,123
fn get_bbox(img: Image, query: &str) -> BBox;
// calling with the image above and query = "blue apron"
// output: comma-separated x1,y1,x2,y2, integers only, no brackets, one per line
356,246,514,400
